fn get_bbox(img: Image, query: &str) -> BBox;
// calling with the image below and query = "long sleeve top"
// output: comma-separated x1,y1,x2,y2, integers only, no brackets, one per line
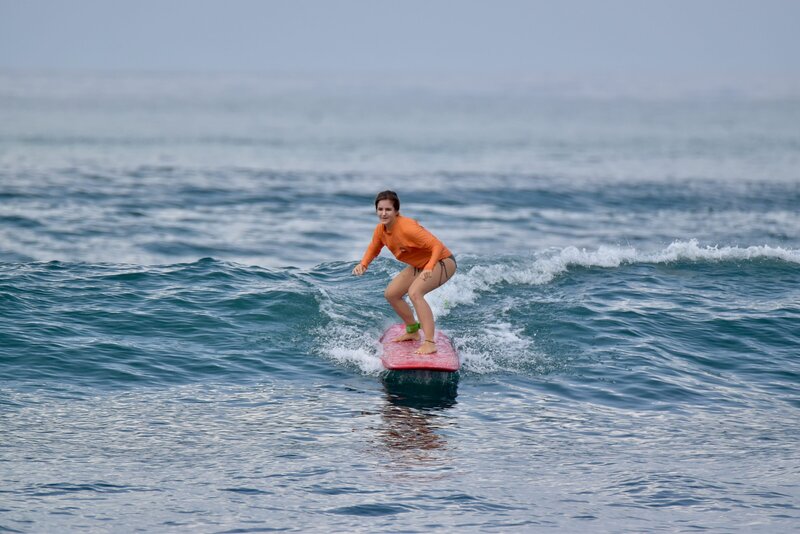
359,215,452,271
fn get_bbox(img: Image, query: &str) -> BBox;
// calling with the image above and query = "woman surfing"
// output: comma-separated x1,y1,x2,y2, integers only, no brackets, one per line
352,191,457,355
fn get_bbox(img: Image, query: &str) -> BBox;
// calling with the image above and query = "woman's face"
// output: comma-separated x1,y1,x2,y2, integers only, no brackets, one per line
376,199,398,227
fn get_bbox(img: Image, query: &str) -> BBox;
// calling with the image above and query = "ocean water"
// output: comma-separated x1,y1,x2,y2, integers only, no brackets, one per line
1,72,799,532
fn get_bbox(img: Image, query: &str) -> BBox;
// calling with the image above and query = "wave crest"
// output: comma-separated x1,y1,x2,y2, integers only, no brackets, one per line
429,240,800,313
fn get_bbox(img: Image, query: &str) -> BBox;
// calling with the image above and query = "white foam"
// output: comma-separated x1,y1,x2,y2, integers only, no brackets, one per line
323,339,385,375
432,240,800,311
647,239,800,264
312,284,388,375
456,321,537,374
313,320,386,375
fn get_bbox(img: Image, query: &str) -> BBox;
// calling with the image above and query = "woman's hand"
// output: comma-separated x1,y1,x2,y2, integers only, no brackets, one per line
352,264,366,276
421,269,433,281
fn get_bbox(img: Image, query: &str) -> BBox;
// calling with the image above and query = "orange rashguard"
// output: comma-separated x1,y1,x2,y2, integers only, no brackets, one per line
359,215,452,271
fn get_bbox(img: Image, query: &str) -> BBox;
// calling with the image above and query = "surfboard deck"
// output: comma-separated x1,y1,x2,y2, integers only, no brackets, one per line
380,323,459,372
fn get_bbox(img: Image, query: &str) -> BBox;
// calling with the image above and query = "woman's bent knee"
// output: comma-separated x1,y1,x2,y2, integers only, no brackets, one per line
384,289,403,302
408,289,425,303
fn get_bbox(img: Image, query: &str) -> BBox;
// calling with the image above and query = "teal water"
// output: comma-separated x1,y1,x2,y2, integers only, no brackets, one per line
1,72,799,532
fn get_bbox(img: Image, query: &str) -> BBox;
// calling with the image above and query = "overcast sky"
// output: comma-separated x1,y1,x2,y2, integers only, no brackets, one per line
1,0,798,78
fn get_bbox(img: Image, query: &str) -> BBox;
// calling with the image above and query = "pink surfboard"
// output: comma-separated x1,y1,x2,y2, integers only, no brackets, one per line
379,324,460,372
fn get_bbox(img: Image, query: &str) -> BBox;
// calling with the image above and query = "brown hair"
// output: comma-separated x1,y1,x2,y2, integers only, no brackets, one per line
374,190,400,211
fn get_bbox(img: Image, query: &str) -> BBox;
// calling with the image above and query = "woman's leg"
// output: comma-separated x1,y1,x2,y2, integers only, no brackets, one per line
407,257,457,354
384,265,420,341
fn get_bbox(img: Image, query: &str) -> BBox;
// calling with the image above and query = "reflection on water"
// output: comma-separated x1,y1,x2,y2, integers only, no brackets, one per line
376,371,459,464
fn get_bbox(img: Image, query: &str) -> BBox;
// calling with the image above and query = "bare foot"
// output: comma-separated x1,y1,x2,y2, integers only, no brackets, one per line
393,331,420,342
414,340,437,355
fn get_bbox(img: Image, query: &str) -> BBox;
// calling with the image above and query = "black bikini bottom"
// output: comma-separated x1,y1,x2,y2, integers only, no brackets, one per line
413,255,456,286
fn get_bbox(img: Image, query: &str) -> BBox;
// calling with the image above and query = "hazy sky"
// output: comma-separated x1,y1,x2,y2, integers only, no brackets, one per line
1,0,798,77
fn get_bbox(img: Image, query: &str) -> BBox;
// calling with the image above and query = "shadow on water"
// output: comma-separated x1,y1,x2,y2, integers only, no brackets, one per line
381,370,459,411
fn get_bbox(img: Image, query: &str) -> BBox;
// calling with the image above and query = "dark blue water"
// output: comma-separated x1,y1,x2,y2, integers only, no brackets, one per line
1,72,799,532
